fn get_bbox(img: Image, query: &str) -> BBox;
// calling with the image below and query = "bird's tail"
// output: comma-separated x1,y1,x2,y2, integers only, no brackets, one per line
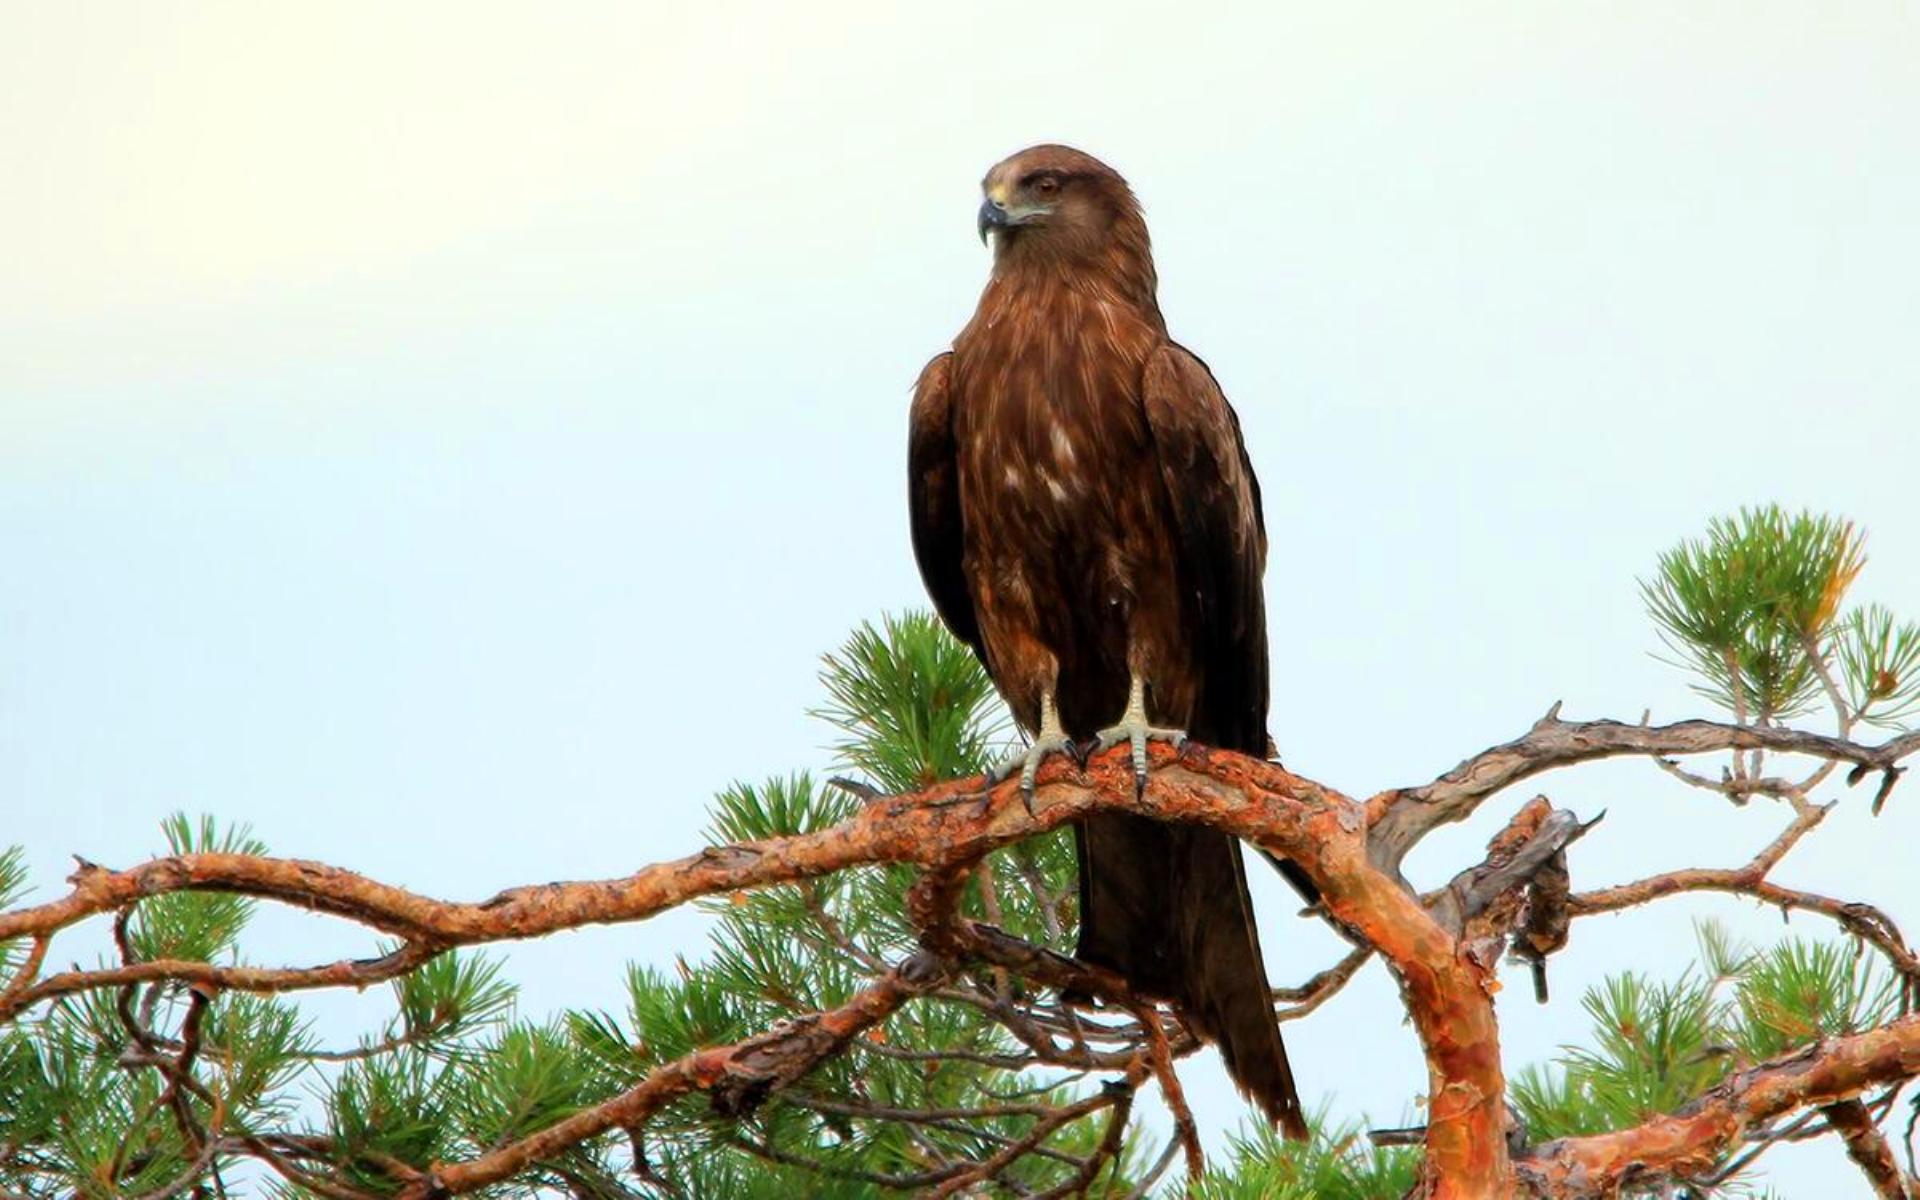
1075,812,1307,1138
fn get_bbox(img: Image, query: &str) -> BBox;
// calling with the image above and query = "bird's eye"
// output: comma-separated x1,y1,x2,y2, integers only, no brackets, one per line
1034,175,1060,195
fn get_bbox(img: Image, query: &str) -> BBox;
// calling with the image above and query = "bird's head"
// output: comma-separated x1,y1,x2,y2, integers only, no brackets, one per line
976,145,1144,261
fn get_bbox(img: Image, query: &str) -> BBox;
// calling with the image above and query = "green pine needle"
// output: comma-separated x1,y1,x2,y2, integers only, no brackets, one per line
328,1052,454,1192
125,814,268,963
1835,603,1920,729
390,949,516,1057
814,612,1010,793
1731,937,1896,1061
455,1021,607,1148
1642,506,1865,719
707,773,856,844
5,592,1915,1198
1197,1110,1422,1200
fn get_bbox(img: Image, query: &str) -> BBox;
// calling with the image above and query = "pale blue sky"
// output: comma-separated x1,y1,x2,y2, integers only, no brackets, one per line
4,3,1917,1192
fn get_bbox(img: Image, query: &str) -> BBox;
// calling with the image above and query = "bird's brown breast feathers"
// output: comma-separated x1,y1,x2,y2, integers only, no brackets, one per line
946,279,1192,735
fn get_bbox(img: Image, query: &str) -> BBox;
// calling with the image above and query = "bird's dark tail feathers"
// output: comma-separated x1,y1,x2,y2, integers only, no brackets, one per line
1074,812,1308,1139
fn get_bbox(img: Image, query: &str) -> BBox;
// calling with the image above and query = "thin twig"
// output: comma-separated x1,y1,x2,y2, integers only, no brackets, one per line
925,1075,1141,1199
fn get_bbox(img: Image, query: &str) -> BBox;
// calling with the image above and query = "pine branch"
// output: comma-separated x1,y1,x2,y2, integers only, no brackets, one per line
1572,870,1919,982
7,722,1918,1197
1367,707,1919,870
402,957,943,1199
1517,1012,1920,1195
1822,1098,1914,1200
8,584,1920,1200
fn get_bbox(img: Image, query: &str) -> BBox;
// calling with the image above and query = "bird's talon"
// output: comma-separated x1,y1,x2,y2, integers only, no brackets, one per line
989,725,1077,813
1093,710,1189,795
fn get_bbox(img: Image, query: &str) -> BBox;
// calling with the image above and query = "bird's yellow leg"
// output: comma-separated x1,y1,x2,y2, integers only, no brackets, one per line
1094,673,1187,794
988,691,1078,802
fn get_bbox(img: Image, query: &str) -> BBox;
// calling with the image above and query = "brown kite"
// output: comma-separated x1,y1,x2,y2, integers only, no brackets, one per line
907,144,1306,1136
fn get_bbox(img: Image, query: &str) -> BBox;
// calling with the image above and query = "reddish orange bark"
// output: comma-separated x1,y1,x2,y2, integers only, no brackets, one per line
7,723,1919,1198
1517,1013,1920,1194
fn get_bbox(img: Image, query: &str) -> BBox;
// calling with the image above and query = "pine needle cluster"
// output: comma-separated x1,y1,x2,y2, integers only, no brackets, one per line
1512,921,1899,1197
1642,504,1917,728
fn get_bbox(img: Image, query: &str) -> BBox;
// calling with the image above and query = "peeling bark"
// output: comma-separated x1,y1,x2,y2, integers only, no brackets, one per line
1517,1015,1920,1196
4,713,1917,1199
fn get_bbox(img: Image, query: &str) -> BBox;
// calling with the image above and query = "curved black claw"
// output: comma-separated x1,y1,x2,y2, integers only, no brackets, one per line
1066,738,1091,772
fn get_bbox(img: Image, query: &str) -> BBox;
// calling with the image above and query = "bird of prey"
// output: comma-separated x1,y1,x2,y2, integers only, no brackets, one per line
906,144,1305,1136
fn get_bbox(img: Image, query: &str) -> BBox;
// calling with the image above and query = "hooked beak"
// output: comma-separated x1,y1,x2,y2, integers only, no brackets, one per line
977,197,1010,245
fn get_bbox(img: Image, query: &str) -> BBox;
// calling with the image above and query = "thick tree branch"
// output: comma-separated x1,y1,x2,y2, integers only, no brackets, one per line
1366,711,1919,872
9,725,1916,1198
1,743,1515,1198
5,748,1333,958
403,958,942,1199
1517,1013,1920,1196
1572,873,1919,981
1823,1098,1915,1199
